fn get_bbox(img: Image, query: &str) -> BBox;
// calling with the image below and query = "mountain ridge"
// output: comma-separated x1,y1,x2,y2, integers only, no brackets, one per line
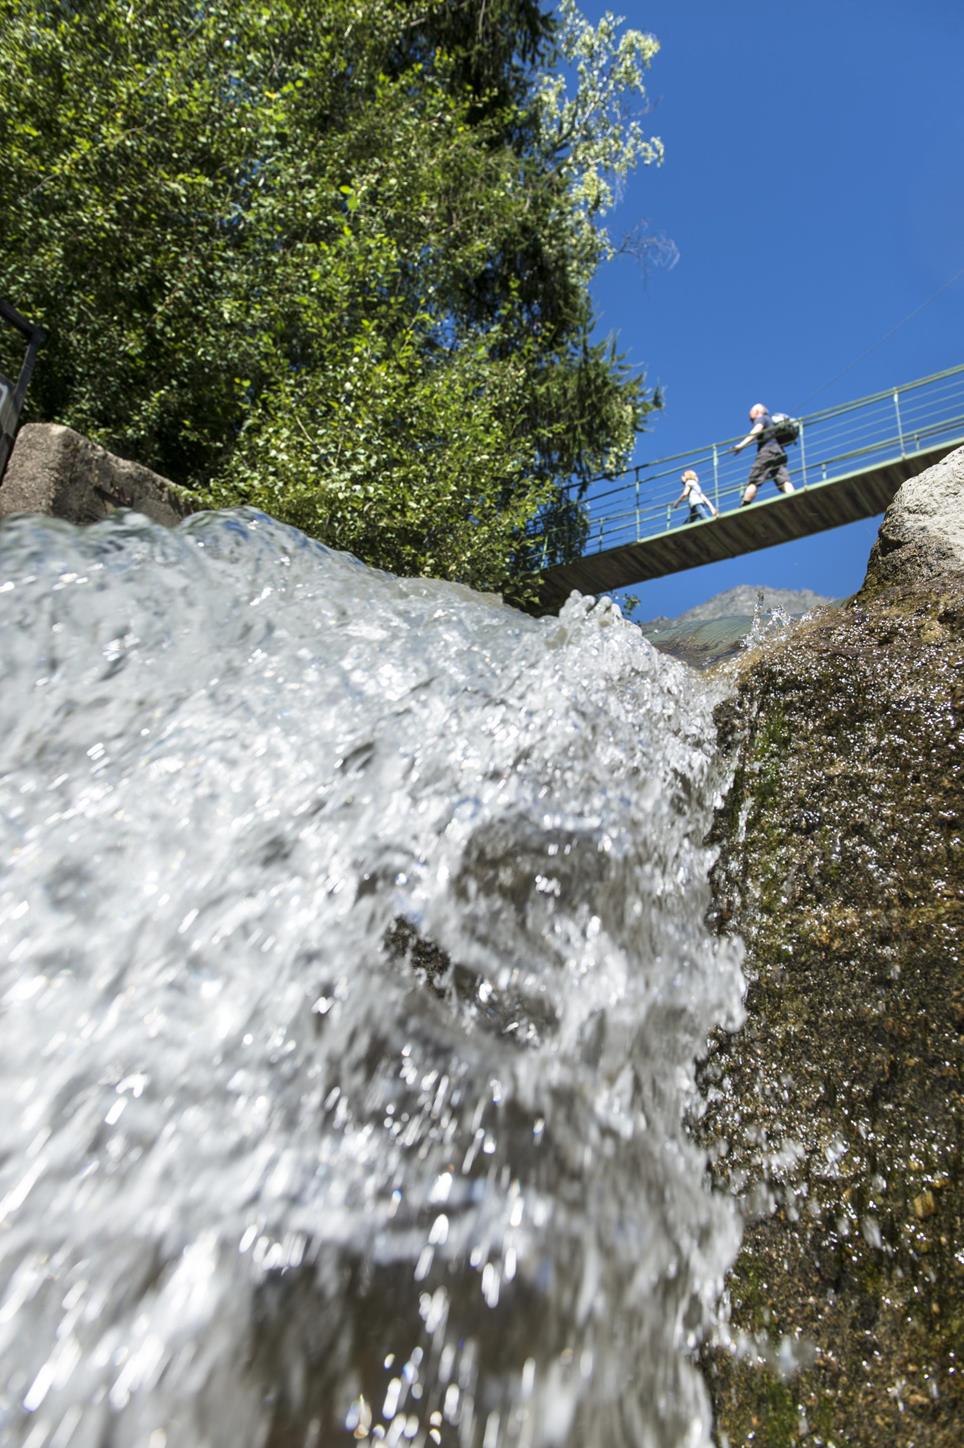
637,585,838,669
643,584,834,629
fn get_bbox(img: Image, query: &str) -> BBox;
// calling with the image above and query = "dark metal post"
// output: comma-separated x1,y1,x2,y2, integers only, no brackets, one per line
798,420,808,488
0,301,48,484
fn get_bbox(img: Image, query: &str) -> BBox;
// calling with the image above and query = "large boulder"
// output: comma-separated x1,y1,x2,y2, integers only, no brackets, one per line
863,442,964,589
0,423,197,526
699,452,963,1445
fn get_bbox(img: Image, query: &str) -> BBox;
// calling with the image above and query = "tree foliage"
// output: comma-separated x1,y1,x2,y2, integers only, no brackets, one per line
0,0,663,596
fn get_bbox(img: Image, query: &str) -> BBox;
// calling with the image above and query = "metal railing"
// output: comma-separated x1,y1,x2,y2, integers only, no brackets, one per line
531,363,964,563
0,300,48,484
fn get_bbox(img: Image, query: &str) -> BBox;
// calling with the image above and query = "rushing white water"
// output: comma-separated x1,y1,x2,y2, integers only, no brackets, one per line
0,509,744,1448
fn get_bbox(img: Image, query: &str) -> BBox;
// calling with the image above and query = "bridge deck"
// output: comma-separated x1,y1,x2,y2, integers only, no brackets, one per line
536,438,962,614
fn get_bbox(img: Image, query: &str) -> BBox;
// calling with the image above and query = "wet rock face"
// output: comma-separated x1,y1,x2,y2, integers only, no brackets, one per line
699,544,962,1444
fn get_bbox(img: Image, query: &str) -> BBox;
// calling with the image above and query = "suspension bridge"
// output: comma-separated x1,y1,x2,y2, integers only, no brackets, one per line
534,364,964,613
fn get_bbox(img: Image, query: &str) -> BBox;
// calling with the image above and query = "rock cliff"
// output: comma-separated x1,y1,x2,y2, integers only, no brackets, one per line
700,446,963,1445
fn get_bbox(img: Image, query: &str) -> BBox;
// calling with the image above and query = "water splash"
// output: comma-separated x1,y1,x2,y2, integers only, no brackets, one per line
0,510,744,1447
740,593,795,655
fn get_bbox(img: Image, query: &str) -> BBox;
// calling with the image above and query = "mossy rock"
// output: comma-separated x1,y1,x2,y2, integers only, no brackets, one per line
700,564,963,1447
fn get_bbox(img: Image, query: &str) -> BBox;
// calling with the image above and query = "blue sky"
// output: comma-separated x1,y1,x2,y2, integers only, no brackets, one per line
578,0,964,618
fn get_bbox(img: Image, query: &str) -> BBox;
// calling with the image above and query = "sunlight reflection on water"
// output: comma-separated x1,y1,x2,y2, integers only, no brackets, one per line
0,508,744,1447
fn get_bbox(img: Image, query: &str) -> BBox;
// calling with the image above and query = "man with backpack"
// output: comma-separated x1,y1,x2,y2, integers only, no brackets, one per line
733,403,796,505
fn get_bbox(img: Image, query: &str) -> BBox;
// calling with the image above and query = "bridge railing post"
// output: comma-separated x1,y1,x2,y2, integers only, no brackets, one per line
798,420,808,488
635,471,640,542
712,444,720,510
893,387,905,455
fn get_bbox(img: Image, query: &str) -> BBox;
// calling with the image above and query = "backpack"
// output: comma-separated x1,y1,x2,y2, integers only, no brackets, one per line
769,412,800,445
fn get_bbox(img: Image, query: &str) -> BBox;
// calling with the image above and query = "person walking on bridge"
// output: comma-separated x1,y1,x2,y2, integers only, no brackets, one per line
733,403,795,505
673,469,718,522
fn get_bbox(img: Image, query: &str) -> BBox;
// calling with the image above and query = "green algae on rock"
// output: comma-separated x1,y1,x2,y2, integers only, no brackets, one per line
698,447,963,1446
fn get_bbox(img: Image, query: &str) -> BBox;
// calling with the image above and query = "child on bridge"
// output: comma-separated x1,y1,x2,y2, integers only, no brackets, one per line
673,469,718,522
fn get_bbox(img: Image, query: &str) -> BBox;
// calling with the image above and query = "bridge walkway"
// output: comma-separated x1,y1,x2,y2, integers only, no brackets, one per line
535,365,964,613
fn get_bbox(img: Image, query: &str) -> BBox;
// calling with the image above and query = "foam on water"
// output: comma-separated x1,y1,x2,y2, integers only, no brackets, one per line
0,509,744,1448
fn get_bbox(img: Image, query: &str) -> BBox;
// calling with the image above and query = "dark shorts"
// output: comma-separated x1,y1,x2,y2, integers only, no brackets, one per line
747,444,790,492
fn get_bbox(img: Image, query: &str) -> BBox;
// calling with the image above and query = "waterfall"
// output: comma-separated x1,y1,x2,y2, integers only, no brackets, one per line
0,508,744,1448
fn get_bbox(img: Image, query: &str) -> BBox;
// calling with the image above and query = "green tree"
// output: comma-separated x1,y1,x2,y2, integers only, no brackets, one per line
0,0,663,598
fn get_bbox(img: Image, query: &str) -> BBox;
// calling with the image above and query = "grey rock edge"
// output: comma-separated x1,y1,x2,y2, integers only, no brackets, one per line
863,441,964,588
0,423,198,527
